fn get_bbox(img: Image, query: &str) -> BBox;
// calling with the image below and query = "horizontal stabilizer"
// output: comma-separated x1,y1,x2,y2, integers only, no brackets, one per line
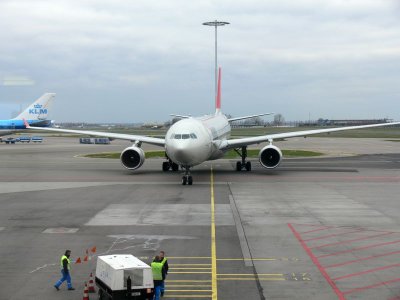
228,112,274,122
170,114,191,119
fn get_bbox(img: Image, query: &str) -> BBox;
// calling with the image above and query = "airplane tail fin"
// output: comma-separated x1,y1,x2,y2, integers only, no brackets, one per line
215,67,222,115
13,93,55,120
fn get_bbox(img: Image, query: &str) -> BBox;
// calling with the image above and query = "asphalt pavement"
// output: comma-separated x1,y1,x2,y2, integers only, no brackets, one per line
0,137,400,300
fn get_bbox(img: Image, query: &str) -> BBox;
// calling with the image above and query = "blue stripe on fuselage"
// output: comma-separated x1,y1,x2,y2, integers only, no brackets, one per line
0,119,51,129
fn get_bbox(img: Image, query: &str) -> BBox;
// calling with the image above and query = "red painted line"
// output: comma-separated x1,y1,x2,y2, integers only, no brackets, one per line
317,239,400,259
333,262,400,281
311,232,395,249
343,277,400,295
288,223,346,300
303,229,365,242
325,250,400,269
388,297,400,300
291,223,331,227
300,226,333,234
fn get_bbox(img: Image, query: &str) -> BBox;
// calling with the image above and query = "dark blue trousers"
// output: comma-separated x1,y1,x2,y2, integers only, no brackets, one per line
54,270,72,289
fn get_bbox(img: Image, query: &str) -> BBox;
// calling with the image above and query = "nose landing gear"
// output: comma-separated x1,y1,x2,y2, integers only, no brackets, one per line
181,166,193,185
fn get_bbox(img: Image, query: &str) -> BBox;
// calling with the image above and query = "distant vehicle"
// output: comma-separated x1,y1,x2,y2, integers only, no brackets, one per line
95,138,110,144
4,137,17,144
18,136,31,143
31,136,43,143
0,93,55,136
79,137,95,144
79,137,110,144
95,254,154,300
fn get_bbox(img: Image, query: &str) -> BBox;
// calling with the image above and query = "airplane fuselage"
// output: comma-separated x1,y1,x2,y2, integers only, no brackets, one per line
165,113,231,167
0,119,52,136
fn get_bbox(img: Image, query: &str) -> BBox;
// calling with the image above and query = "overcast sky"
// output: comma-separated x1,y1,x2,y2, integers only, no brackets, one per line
0,0,399,123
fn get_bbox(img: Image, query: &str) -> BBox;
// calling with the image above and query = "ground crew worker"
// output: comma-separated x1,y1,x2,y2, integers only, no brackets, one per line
151,255,166,300
159,251,169,296
54,250,75,291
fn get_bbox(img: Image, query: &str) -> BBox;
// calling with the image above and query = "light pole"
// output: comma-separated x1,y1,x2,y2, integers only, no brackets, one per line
202,20,229,98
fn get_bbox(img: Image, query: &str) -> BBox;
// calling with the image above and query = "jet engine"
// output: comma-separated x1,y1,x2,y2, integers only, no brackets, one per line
120,146,145,170
259,145,282,169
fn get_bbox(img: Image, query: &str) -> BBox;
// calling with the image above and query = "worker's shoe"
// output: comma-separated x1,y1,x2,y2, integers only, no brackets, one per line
54,285,59,291
161,291,164,296
68,287,75,290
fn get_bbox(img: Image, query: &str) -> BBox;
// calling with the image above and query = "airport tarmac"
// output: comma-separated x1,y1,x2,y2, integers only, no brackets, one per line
0,137,400,300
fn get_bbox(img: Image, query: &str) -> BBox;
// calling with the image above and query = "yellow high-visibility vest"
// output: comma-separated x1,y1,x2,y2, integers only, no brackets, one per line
151,262,163,280
60,255,71,270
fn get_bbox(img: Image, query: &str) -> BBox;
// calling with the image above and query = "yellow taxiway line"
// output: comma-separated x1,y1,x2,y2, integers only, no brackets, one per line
210,166,218,300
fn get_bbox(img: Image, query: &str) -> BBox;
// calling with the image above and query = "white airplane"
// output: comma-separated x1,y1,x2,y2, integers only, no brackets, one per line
24,69,400,185
0,93,55,136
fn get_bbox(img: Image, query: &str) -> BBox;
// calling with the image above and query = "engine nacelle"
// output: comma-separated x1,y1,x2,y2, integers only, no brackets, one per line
259,145,282,169
120,146,145,170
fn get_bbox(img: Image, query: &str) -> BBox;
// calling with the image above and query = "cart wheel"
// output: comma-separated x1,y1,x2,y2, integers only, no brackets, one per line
98,289,104,300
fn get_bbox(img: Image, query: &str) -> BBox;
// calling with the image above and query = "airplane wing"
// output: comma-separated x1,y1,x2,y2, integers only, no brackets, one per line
219,121,400,150
227,113,274,122
23,120,165,147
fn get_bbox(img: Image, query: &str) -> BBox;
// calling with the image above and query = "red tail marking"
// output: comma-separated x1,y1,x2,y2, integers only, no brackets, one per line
216,68,221,110
23,118,30,128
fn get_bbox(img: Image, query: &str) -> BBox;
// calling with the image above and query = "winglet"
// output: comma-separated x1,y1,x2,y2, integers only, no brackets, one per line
23,118,30,128
215,67,221,113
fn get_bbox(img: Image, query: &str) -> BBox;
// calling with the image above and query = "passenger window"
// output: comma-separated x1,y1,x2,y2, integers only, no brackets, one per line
182,134,190,139
190,133,197,139
175,134,181,139
170,134,175,139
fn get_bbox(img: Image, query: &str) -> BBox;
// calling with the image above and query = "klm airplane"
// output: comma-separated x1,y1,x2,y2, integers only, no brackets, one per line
0,93,55,136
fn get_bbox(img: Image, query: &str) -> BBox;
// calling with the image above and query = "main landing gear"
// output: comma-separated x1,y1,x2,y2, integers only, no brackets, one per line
162,156,179,172
234,146,252,171
181,166,193,185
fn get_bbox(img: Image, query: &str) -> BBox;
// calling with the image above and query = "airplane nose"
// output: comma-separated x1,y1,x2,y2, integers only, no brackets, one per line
167,139,206,166
173,145,193,164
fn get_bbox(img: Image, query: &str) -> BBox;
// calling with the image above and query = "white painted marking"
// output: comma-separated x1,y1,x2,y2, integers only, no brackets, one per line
42,227,79,233
0,182,120,194
0,227,4,232
98,235,197,254
86,204,235,226
30,263,57,273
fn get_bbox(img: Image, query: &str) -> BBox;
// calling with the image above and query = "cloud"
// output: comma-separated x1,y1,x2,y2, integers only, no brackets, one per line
3,76,35,86
0,0,399,121
118,74,158,86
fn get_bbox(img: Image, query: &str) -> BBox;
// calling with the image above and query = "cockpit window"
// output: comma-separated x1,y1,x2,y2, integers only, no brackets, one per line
171,133,197,139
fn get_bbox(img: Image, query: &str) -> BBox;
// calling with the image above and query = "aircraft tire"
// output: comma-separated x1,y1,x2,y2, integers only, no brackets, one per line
162,162,170,172
172,163,179,171
236,161,242,171
182,176,187,185
245,161,251,171
188,176,193,185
